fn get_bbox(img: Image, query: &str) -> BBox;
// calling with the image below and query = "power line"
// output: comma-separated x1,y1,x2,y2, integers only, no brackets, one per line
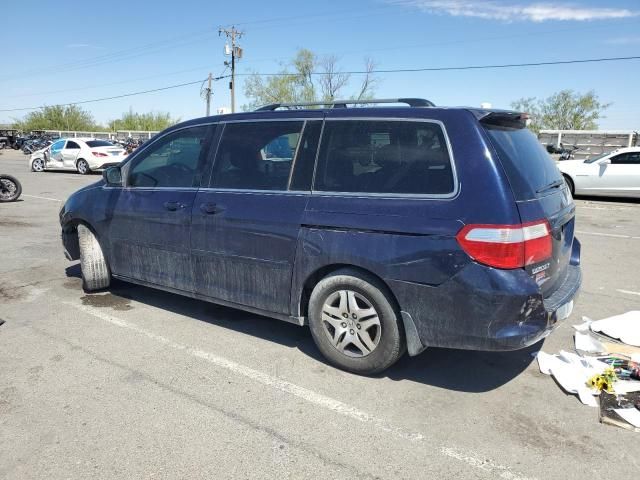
0,79,221,112
235,55,640,77
2,55,640,113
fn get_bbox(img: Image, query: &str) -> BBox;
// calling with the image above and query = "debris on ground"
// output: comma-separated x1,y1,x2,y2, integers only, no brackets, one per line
536,311,640,431
588,311,640,347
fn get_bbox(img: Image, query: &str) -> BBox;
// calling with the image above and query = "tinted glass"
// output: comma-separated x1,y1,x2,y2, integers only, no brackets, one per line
611,152,640,165
128,126,208,188
485,125,563,200
86,140,113,147
314,120,454,195
290,121,322,191
66,141,80,149
211,121,303,190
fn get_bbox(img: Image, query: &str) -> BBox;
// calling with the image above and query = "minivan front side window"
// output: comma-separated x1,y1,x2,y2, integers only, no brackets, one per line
128,126,208,188
211,121,304,191
314,120,454,195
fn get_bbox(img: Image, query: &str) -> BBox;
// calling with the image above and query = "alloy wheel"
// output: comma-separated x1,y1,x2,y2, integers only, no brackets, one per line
32,158,44,172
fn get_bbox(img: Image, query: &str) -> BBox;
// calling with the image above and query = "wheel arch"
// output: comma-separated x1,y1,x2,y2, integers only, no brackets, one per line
298,264,400,319
562,173,575,195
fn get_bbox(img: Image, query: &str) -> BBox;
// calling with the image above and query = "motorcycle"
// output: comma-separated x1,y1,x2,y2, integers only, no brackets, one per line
0,174,22,202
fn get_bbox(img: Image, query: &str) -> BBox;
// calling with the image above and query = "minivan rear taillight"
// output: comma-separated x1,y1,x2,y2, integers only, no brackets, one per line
456,221,552,269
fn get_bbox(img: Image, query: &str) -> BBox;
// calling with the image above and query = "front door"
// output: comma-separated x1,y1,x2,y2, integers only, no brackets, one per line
61,140,81,168
108,125,213,292
47,139,66,169
597,152,640,197
191,118,322,314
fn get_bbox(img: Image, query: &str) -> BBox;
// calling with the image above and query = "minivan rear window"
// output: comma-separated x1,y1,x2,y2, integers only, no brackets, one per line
315,120,454,195
484,125,563,200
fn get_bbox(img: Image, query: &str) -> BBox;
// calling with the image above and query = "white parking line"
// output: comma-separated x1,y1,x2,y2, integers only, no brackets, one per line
576,230,640,240
63,300,534,480
616,289,640,297
22,194,63,202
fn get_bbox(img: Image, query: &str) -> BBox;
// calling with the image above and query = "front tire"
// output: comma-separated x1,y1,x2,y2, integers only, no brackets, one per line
308,269,405,375
76,159,90,175
32,158,45,172
78,224,110,291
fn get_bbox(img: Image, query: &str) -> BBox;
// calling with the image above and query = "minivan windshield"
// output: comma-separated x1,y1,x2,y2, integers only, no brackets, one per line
484,125,563,200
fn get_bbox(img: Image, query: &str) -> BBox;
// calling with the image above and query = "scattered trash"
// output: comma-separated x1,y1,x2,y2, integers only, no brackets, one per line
600,391,640,432
574,331,606,354
539,311,640,431
590,311,640,347
536,350,608,407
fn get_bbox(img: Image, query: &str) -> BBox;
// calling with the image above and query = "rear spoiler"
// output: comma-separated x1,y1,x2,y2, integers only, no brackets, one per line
469,109,529,129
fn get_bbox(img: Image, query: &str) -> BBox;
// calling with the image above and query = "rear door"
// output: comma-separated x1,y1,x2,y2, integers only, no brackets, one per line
483,117,575,295
108,125,212,292
190,118,322,314
62,140,81,168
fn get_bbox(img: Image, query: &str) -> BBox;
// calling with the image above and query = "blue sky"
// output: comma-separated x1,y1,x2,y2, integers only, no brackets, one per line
2,0,639,129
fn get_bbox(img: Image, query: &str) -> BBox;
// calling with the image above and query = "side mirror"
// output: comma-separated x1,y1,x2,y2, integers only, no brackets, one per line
599,158,611,165
103,166,123,186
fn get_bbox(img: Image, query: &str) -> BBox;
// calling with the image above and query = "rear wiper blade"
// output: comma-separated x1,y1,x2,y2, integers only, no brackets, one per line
536,179,564,193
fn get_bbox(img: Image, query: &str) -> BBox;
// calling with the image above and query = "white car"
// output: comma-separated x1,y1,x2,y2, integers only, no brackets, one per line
558,147,640,198
29,138,127,174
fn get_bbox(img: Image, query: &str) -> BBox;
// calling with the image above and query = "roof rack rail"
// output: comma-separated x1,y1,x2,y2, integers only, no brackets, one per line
254,98,435,111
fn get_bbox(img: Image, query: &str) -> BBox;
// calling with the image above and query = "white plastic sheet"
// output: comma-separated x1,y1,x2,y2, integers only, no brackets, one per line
590,311,640,346
536,350,608,407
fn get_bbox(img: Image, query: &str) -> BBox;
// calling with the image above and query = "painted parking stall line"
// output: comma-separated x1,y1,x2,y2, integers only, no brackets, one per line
576,230,640,240
616,289,640,297
21,194,63,202
63,299,535,480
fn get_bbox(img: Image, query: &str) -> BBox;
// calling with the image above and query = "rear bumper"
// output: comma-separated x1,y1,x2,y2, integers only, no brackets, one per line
388,242,582,354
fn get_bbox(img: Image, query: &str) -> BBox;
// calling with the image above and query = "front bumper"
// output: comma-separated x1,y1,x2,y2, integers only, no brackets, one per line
389,244,582,354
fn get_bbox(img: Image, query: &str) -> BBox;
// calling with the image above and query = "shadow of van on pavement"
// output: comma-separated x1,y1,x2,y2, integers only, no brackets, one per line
65,264,539,393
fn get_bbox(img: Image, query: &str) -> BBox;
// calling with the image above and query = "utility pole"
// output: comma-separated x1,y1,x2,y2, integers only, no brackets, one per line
219,26,243,113
205,72,212,116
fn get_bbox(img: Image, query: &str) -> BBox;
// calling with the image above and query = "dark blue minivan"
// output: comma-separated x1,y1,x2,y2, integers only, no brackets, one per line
60,98,581,374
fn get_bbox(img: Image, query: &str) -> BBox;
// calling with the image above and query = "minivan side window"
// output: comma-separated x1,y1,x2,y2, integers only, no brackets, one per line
128,126,209,188
211,121,303,190
314,120,454,195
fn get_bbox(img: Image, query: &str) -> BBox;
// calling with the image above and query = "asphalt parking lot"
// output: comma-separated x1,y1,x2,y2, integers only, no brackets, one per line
1,147,639,479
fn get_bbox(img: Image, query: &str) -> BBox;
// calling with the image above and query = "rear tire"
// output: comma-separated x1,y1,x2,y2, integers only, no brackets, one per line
563,175,575,197
76,159,90,175
308,269,405,375
78,224,110,291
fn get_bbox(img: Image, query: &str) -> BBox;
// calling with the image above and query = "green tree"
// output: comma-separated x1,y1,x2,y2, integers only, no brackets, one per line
13,105,98,132
243,49,377,110
511,90,610,133
108,109,177,131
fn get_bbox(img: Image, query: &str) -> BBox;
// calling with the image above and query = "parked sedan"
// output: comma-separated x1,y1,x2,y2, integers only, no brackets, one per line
559,147,640,198
30,138,127,174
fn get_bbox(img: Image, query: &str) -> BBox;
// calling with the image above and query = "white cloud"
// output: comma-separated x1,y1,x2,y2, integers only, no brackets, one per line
605,35,640,45
391,1,638,22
